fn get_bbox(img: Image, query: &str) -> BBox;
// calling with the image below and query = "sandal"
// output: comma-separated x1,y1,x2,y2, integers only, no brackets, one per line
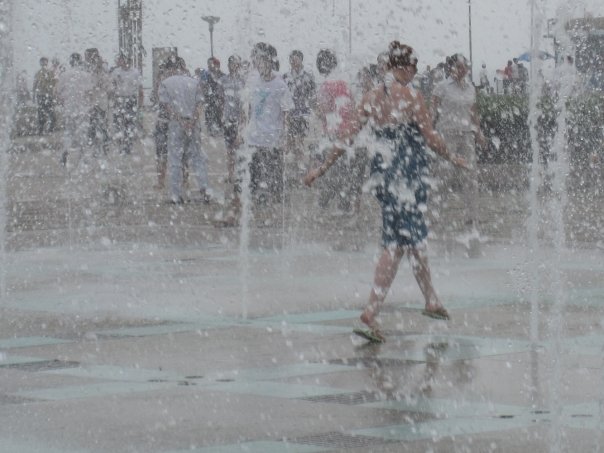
353,327,385,343
421,306,450,321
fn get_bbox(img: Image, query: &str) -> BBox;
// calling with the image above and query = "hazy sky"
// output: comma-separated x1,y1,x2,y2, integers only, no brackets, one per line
12,0,604,86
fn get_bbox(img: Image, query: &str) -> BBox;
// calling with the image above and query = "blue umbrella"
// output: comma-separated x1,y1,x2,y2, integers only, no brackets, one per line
517,50,555,62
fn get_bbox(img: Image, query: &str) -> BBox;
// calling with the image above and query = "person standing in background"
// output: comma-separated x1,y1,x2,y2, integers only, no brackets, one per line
153,60,171,190
283,50,316,175
56,53,94,166
200,57,225,137
86,49,111,155
246,43,293,207
219,55,246,225
16,71,31,105
111,54,143,154
313,48,356,213
431,54,486,257
33,57,57,135
479,63,490,92
158,58,212,205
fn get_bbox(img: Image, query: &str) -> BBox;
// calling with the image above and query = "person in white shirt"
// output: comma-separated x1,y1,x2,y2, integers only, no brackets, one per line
479,63,490,92
111,54,143,154
431,53,486,257
246,43,293,206
56,53,94,166
158,57,211,204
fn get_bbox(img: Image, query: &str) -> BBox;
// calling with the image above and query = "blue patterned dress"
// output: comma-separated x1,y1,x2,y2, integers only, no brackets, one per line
370,122,430,248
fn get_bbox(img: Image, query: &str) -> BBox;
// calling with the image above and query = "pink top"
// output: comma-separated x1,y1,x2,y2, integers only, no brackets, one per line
504,65,513,80
317,79,355,140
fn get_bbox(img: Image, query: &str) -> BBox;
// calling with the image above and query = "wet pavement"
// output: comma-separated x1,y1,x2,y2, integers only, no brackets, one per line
1,125,604,452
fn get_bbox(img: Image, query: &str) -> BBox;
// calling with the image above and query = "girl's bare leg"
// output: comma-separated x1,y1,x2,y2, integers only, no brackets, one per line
360,246,405,331
409,248,449,317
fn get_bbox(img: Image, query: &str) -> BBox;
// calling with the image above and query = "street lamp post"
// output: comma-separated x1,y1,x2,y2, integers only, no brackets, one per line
0,0,13,298
348,0,352,54
202,15,220,58
468,0,473,82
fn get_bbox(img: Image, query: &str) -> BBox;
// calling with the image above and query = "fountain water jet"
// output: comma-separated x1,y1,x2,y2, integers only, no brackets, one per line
527,0,546,346
237,147,253,319
0,0,13,365
546,9,578,452
526,2,583,451
0,0,14,300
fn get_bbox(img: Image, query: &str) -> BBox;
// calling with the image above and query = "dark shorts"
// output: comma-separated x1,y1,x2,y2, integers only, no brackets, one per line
380,202,428,249
154,121,169,159
286,116,308,138
223,122,239,149
249,147,284,204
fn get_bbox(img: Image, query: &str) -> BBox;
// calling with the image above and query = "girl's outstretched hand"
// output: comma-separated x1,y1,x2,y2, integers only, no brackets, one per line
303,167,322,187
451,154,471,170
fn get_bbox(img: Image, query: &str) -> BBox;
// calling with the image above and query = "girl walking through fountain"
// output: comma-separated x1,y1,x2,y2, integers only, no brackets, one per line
304,41,468,342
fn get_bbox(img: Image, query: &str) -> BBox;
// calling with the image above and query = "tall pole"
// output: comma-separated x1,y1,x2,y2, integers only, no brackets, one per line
209,25,214,57
468,0,473,82
348,0,352,54
0,0,13,299
118,0,122,55
202,16,220,58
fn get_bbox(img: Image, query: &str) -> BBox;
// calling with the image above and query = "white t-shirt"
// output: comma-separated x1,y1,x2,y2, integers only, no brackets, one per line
111,67,142,97
56,66,94,115
479,68,489,87
246,69,261,92
247,74,293,148
433,78,476,132
158,74,204,119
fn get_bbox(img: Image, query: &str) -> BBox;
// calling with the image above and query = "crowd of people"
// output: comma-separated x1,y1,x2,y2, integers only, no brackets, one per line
16,40,491,343
150,44,392,217
500,58,530,95
416,56,534,98
21,50,143,162
154,41,484,343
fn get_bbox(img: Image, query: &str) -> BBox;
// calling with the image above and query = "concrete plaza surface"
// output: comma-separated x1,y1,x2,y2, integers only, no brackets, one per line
1,127,604,452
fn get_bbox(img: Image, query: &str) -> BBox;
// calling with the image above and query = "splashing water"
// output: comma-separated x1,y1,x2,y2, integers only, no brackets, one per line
237,145,252,319
0,0,14,299
527,2,582,451
0,0,13,363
